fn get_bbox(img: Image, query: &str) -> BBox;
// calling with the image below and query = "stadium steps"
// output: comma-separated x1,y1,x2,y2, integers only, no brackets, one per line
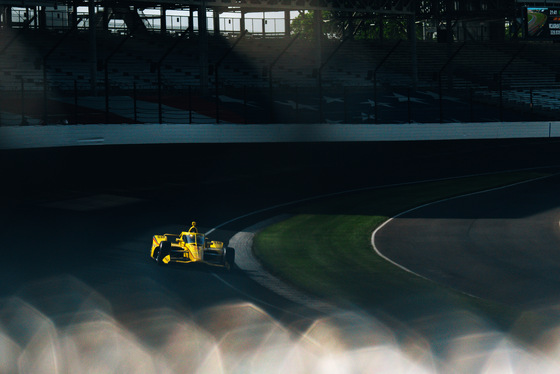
3,29,560,117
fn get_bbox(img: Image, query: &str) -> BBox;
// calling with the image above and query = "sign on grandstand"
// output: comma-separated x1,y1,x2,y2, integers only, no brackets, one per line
524,7,560,38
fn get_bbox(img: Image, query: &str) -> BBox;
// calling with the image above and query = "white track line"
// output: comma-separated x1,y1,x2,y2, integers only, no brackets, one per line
208,168,559,307
206,165,560,237
371,173,559,296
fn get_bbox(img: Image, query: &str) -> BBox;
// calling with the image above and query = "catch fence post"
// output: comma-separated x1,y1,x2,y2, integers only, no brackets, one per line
43,58,47,124
530,87,533,116
74,80,78,124
374,73,378,124
214,75,219,125
344,86,348,123
188,85,192,124
133,82,138,123
295,86,299,121
499,76,503,122
132,82,138,123
318,72,323,123
438,73,443,123
469,87,473,122
243,86,247,124
21,79,27,125
158,67,163,123
105,63,109,124
407,88,411,123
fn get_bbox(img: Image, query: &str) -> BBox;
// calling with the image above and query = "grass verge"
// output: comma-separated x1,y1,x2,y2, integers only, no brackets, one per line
253,171,552,326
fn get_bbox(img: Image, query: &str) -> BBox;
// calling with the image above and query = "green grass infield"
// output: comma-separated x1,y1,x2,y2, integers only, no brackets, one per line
253,171,552,326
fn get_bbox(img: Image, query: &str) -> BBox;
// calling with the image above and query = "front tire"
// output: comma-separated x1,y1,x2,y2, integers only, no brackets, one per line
157,241,171,265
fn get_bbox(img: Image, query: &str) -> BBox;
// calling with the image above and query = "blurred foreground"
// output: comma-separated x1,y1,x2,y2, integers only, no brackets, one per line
3,275,560,373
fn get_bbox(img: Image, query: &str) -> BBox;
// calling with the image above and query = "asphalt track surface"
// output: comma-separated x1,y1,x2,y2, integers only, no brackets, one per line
374,174,560,309
3,139,560,371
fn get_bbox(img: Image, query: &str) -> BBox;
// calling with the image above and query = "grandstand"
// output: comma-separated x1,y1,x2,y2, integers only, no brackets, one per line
0,0,559,125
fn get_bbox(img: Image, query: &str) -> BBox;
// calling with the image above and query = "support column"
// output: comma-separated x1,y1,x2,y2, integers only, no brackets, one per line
446,1,454,90
379,14,384,41
240,11,245,33
7,6,13,29
70,4,77,28
38,6,46,30
199,4,209,95
314,10,322,87
102,7,109,31
1,7,12,29
160,5,166,34
284,10,290,36
189,7,194,36
89,0,97,95
213,8,220,36
31,8,37,28
408,12,417,89
446,12,453,43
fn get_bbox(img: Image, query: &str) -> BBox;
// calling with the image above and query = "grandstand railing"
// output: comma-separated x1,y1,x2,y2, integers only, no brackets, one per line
1,81,558,126
2,26,560,126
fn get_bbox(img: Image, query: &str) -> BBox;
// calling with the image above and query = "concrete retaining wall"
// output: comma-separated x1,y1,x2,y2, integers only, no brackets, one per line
1,122,558,149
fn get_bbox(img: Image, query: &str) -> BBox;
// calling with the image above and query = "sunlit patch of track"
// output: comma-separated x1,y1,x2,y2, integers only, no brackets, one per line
216,215,338,317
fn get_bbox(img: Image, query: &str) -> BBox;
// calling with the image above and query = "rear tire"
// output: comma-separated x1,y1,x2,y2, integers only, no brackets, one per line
157,241,171,265
225,247,235,269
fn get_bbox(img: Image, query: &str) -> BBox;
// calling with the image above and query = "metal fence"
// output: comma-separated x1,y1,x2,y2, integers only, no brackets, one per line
1,80,558,126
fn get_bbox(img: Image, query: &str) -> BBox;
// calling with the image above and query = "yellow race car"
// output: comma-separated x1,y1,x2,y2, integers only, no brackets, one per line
150,222,235,270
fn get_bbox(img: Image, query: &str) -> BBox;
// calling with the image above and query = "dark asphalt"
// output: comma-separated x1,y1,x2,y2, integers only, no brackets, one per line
3,139,560,317
3,139,560,371
375,173,560,308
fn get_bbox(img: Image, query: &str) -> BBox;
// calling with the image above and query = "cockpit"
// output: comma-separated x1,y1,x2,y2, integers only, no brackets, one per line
182,233,205,246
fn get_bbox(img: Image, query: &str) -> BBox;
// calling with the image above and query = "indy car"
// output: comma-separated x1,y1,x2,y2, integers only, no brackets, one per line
150,222,235,270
